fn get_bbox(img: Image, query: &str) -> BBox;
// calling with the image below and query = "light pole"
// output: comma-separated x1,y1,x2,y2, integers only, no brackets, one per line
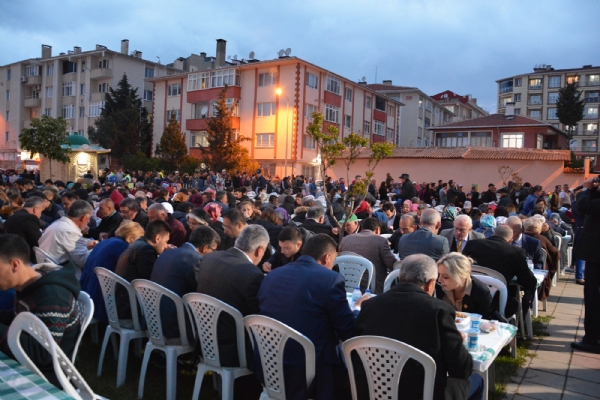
275,88,289,178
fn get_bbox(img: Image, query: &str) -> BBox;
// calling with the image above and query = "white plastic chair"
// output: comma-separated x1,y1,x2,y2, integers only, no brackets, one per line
132,279,195,400
72,290,95,363
474,275,507,316
393,260,402,270
338,251,361,257
342,336,436,400
383,269,401,293
380,233,392,239
471,265,507,286
335,255,375,293
7,312,101,400
33,246,60,264
244,315,315,400
183,293,253,400
95,267,147,388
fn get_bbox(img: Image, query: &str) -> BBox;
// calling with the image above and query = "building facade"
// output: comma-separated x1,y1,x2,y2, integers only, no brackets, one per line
430,90,488,122
496,64,599,161
0,40,181,169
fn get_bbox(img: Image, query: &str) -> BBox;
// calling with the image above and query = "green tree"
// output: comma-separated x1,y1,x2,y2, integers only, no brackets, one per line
88,74,152,162
556,82,585,149
19,114,71,178
201,87,258,172
305,111,345,182
155,113,188,171
340,132,369,184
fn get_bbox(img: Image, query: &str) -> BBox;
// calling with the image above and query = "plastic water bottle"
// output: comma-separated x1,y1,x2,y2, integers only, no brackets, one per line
365,289,372,298
351,287,362,303
527,258,534,271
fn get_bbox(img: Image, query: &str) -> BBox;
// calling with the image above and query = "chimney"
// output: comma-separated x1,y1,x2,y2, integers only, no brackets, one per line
96,44,106,50
121,39,129,55
382,80,392,85
133,50,142,59
41,44,52,59
74,46,81,54
173,58,184,70
200,52,207,59
505,102,515,116
216,39,226,67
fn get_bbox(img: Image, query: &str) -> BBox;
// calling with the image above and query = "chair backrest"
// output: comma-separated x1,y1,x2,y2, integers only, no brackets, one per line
71,290,94,363
541,248,548,269
94,267,143,332
393,260,402,270
471,265,507,286
337,251,361,257
132,279,191,347
342,335,436,400
555,235,561,251
7,312,98,400
335,255,374,293
244,315,315,400
473,275,508,316
183,293,247,369
380,233,392,239
33,246,60,265
383,269,401,293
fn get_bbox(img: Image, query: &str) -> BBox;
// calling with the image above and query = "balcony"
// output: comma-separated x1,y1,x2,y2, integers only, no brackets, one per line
90,68,113,80
573,146,598,153
499,87,513,94
24,75,42,86
582,129,599,136
582,80,600,87
90,92,106,102
528,84,543,90
583,113,599,120
528,100,543,105
24,97,41,108
584,97,599,103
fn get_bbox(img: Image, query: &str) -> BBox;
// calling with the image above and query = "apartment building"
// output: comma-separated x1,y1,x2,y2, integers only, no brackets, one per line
150,40,403,179
496,64,600,161
430,90,488,122
0,40,181,169
365,81,454,148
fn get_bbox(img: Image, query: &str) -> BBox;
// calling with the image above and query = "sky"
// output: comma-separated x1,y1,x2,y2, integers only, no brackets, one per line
2,0,600,113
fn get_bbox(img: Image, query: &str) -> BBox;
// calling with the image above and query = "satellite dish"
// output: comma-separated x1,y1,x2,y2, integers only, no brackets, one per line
200,106,208,116
249,51,255,59
233,55,237,60
227,55,231,60
278,49,285,57
285,48,291,56
361,76,366,82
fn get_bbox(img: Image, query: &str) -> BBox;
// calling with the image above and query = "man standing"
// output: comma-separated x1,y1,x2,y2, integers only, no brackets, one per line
398,209,449,261
447,180,460,205
339,217,396,293
481,183,497,203
147,203,186,247
399,173,416,202
559,183,572,208
497,188,514,208
88,199,123,240
440,214,484,253
252,169,268,192
4,196,45,263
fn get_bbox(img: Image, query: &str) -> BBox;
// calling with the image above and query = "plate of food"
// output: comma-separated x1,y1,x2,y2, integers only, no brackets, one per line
479,321,496,333
455,312,470,330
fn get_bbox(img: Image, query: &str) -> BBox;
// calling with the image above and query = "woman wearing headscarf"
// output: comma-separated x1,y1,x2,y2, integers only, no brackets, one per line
440,205,458,231
475,214,497,238
354,200,371,220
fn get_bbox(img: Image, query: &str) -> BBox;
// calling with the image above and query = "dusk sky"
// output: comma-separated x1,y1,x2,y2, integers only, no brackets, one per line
2,0,599,113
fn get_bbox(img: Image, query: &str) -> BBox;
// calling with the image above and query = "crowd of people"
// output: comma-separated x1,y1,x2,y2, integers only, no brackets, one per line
0,165,598,400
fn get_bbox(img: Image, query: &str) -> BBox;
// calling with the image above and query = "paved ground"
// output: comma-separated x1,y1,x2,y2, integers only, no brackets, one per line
505,271,600,400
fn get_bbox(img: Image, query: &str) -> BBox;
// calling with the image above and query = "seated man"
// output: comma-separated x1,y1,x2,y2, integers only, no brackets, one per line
372,201,398,233
354,254,483,400
397,209,449,261
505,216,543,269
263,225,312,271
523,217,559,301
87,198,123,240
4,195,45,264
300,206,338,241
388,213,418,254
0,235,81,387
147,203,186,247
440,214,484,253
120,197,149,229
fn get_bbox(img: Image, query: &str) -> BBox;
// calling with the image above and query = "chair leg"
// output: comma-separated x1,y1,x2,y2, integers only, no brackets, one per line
134,338,143,358
90,322,99,344
519,306,525,340
192,364,207,400
138,344,153,399
97,328,113,376
221,370,234,400
111,333,119,360
525,312,533,340
116,334,131,388
510,336,517,359
166,350,178,400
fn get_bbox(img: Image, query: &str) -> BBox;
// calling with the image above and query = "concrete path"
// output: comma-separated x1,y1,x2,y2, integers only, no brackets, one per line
505,271,600,400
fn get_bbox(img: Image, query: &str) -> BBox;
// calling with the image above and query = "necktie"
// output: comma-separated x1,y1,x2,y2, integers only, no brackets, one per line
457,239,463,253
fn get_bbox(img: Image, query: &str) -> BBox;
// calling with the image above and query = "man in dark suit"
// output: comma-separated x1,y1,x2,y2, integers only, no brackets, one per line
398,209,449,261
339,217,397,294
258,234,367,400
506,216,544,269
4,195,45,264
88,198,123,240
151,226,220,340
196,225,269,367
300,206,338,241
463,225,537,317
354,254,483,400
398,173,416,202
119,198,149,229
440,214,485,253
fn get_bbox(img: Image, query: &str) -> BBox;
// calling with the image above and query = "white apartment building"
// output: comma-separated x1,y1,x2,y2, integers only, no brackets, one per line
0,40,181,169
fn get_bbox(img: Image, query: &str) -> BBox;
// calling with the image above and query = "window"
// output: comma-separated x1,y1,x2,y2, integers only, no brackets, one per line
6,69,10,80
515,78,522,86
326,76,341,94
325,104,340,123
364,121,370,134
373,120,385,136
567,76,579,84
191,131,209,147
582,140,597,151
62,82,75,96
502,133,524,148
548,76,561,88
304,135,316,149
62,61,76,74
375,96,386,111
77,129,84,136
424,117,431,128
44,108,51,117
436,132,469,147
588,75,600,86
547,108,558,119
585,107,599,118
425,101,432,112
416,138,422,147
365,96,371,109
499,80,513,93
258,72,277,87
471,132,492,147
529,110,541,119
548,92,559,104
514,93,521,102
80,84,85,96
98,82,109,93
514,108,521,115
62,105,75,119
210,98,238,116
25,65,41,77
256,133,275,147
536,134,543,149
345,88,352,102
528,78,542,90
145,67,155,78
81,61,86,72
88,101,105,117
98,59,109,69
5,132,8,142
529,94,542,105
5,111,9,122
188,72,210,91
305,103,317,119
386,128,394,141
6,90,10,100
45,86,53,98
584,123,598,134
193,102,209,119
46,64,54,76
344,115,351,128
257,102,276,117
143,90,153,101
388,104,395,115
168,84,181,96
166,109,181,122
212,68,239,87
79,106,84,118
306,73,318,89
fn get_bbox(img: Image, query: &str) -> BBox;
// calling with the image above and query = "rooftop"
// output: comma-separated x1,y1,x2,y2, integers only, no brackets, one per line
430,113,564,134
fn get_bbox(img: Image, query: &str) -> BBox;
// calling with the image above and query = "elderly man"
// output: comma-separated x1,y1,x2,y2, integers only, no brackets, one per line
120,198,148,228
88,198,123,240
440,214,484,253
523,217,559,301
506,216,544,269
398,209,449,261
300,206,338,241
389,213,418,253
339,217,396,293
341,214,360,236
147,203,186,247
354,254,483,400
38,200,97,276
40,189,65,227
4,196,45,263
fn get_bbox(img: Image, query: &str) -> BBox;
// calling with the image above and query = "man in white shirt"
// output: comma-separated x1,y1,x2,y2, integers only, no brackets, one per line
559,184,572,207
38,200,98,276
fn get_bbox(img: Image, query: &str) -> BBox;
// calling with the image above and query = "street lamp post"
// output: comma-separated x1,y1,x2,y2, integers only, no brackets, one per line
275,88,289,178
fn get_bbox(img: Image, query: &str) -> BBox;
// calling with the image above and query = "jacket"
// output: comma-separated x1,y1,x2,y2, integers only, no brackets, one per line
574,188,600,261
398,227,449,261
4,209,42,264
439,229,485,252
266,227,313,270
166,214,187,247
88,211,124,240
435,275,497,320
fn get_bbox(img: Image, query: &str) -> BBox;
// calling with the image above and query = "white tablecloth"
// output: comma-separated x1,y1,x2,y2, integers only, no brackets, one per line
460,321,517,372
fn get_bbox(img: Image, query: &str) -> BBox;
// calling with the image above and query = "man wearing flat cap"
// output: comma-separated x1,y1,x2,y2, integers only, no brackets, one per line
399,173,416,202
497,187,514,208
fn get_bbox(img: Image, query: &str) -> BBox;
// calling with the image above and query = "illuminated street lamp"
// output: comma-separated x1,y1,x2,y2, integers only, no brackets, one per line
275,88,289,178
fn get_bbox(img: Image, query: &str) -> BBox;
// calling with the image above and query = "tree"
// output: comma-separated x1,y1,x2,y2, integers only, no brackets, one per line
200,87,258,172
305,111,345,182
155,113,188,171
340,132,369,184
556,82,585,149
88,74,152,162
19,114,71,178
